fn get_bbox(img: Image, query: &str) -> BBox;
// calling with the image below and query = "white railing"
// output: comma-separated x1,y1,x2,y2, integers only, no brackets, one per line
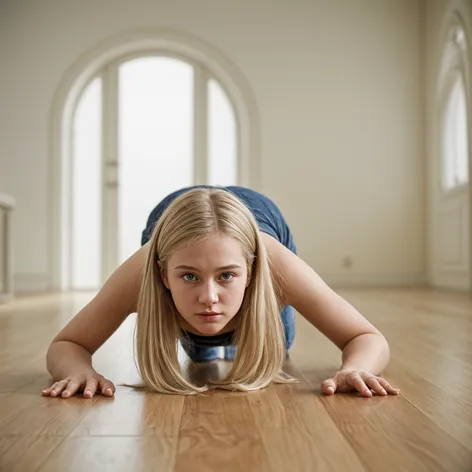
0,193,15,303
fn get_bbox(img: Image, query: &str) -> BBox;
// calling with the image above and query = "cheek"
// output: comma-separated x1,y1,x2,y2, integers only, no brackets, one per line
228,281,248,302
164,282,185,308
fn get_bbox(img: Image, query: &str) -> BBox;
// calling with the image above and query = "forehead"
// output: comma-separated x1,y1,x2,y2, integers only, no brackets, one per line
170,234,245,266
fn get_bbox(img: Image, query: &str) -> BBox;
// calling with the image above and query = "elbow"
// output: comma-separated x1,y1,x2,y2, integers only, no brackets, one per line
341,330,387,350
382,334,391,360
372,332,391,370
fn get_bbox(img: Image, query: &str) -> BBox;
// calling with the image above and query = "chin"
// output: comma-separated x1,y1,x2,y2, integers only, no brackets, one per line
194,323,226,336
190,317,230,335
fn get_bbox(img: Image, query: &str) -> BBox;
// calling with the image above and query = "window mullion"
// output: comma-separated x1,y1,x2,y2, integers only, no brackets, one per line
193,65,209,185
101,62,119,282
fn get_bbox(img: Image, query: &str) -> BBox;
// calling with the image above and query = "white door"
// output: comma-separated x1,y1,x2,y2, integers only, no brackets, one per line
71,56,237,289
428,25,471,291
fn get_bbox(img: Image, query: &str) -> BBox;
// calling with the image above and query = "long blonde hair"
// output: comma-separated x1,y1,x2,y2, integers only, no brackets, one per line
127,187,297,395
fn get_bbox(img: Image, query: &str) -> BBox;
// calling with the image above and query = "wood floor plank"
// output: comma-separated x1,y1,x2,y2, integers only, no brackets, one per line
299,367,472,472
0,375,99,437
69,389,184,437
289,292,472,472
35,437,175,472
1,289,472,472
248,363,366,472
372,288,472,320
175,387,270,472
385,357,472,452
0,435,65,472
0,376,53,434
388,335,472,408
0,371,44,395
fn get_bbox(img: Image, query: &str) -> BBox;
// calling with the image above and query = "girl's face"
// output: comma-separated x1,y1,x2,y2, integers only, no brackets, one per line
159,234,250,336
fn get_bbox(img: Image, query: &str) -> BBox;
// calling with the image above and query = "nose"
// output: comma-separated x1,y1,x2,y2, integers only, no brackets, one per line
198,280,219,307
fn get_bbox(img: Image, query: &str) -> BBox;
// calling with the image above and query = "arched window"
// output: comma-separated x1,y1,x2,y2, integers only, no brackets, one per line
439,20,470,192
50,30,259,292
71,56,238,289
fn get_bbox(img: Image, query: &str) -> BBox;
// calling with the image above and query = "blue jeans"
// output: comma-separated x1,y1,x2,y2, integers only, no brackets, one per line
180,305,296,362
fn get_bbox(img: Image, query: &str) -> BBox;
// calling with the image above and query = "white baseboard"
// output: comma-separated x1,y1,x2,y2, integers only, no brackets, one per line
428,271,470,291
14,273,50,294
320,271,427,288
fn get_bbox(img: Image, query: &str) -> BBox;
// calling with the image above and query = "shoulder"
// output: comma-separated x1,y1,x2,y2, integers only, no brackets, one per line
259,232,293,305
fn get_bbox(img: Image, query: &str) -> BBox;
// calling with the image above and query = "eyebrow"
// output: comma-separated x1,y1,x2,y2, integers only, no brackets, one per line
174,264,243,271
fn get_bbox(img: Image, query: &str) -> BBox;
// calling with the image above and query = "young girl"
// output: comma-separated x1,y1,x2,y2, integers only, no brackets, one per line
42,186,400,397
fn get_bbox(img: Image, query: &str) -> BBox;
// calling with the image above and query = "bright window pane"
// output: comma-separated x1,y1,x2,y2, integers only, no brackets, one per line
454,78,469,184
442,87,455,189
119,57,194,263
208,79,237,186
72,78,102,289
442,76,469,190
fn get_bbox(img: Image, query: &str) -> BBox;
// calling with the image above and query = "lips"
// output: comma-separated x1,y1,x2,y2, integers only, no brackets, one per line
196,312,222,320
197,312,221,316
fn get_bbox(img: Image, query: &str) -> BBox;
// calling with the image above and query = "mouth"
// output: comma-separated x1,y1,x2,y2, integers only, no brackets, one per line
196,312,222,320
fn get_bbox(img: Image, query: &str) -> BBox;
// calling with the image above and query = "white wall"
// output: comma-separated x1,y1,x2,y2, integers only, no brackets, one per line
0,0,427,292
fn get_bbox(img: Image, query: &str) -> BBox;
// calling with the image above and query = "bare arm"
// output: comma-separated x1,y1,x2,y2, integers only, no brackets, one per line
46,242,150,381
46,341,95,381
261,233,390,374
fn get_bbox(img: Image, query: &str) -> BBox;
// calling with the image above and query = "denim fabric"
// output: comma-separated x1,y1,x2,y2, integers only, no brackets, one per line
141,185,297,254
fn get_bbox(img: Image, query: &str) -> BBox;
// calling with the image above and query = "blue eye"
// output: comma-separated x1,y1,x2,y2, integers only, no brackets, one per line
182,274,197,282
181,273,235,282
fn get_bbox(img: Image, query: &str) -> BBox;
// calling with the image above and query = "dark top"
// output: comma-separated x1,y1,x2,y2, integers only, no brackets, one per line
141,185,297,348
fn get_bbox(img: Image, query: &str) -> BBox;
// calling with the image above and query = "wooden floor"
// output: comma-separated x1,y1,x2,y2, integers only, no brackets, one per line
1,288,472,472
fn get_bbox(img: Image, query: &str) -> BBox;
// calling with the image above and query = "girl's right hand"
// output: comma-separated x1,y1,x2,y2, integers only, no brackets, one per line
41,371,116,399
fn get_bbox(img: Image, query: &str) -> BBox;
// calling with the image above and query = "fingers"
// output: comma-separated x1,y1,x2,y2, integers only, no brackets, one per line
42,374,116,399
41,384,56,396
42,379,79,398
61,380,82,398
43,380,69,397
376,377,400,395
359,375,400,397
321,378,337,395
350,374,373,397
319,370,401,398
99,378,116,397
365,376,387,396
83,378,99,398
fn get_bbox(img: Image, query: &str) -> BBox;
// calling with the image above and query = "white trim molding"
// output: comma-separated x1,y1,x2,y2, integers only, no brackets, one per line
427,7,472,291
322,271,427,289
0,194,15,302
48,27,261,291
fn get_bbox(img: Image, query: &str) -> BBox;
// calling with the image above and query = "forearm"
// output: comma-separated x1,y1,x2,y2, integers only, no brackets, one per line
340,333,390,375
46,340,95,380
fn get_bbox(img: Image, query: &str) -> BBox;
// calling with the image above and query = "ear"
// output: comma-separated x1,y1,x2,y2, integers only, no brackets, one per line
158,260,170,289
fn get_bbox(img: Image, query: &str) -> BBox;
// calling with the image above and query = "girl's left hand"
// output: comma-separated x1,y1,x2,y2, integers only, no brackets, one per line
321,370,400,397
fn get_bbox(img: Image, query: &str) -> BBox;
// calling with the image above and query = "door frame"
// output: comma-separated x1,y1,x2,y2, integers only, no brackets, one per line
49,28,261,291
